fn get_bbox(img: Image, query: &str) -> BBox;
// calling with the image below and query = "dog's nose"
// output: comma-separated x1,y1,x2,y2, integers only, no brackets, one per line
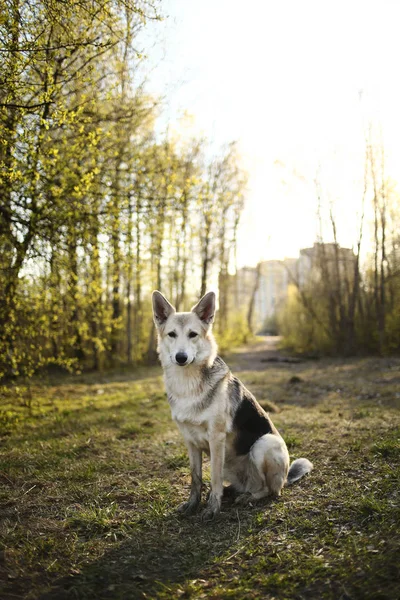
175,352,188,365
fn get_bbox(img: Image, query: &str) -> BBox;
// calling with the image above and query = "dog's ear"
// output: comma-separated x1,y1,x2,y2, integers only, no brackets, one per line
152,291,175,327
192,291,215,325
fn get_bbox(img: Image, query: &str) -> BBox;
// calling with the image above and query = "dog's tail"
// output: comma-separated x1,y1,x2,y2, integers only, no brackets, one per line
285,458,313,486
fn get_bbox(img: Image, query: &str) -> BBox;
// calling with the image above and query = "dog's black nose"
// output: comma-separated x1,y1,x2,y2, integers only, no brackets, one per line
175,352,188,365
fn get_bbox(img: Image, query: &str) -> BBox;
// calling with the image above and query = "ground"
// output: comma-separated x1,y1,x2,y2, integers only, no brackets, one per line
1,337,399,600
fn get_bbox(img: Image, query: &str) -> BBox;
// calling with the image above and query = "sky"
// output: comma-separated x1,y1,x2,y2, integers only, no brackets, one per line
138,0,400,267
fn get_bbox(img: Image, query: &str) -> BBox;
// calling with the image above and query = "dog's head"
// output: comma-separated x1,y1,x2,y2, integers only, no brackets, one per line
152,291,217,368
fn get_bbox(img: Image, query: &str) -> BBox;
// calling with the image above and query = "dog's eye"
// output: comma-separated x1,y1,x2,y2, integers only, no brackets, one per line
167,332,177,338
188,331,198,339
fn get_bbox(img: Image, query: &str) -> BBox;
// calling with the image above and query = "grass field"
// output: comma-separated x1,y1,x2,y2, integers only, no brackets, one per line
1,338,399,599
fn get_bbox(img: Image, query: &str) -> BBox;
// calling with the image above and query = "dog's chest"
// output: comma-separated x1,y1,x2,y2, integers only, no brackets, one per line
168,392,214,425
165,371,213,421
177,420,210,452
167,392,215,452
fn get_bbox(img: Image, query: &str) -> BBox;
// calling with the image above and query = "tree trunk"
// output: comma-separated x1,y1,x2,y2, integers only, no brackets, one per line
89,198,102,371
68,231,85,361
247,262,262,335
200,215,212,297
134,191,142,362
126,193,133,364
110,157,122,361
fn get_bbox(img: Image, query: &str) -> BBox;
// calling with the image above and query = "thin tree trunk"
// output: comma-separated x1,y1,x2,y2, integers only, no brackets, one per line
68,231,85,361
330,208,346,353
348,157,367,355
247,262,262,335
110,155,122,360
379,177,387,352
49,249,60,360
200,215,212,297
126,193,134,364
134,191,142,361
89,201,101,370
371,145,383,354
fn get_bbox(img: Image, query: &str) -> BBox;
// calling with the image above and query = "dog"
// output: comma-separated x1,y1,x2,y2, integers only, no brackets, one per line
152,290,313,520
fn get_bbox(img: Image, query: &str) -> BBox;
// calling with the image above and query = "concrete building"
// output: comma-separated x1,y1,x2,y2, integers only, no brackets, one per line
235,258,297,330
298,243,356,287
255,258,297,326
234,243,355,330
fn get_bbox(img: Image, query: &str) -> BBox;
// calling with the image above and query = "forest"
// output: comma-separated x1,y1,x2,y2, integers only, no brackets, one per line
0,0,246,382
2,1,400,387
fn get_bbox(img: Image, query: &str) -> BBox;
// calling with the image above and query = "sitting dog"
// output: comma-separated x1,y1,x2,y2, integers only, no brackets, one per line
152,290,313,520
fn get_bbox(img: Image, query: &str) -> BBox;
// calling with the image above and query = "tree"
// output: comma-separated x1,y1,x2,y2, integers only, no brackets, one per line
0,1,248,382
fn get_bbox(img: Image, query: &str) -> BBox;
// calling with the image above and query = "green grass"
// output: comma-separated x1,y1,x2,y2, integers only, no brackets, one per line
1,350,400,599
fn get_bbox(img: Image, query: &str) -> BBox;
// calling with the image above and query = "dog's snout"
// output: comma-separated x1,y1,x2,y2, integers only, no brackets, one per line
175,352,188,365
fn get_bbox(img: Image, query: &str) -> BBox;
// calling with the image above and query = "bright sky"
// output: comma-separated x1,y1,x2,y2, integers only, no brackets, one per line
139,0,400,267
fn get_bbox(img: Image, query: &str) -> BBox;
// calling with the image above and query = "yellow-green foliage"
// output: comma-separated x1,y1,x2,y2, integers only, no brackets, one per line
0,2,246,380
278,285,332,354
385,302,400,353
215,310,252,352
279,273,400,356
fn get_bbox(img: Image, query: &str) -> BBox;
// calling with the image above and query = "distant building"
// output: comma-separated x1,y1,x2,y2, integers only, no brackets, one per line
235,258,297,330
298,243,356,287
255,259,297,326
234,242,355,329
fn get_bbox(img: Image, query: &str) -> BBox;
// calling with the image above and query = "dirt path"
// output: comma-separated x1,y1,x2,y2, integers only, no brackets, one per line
225,335,296,371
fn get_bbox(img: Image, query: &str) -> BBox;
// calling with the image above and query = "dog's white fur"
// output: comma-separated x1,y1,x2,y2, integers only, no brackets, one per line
153,290,312,519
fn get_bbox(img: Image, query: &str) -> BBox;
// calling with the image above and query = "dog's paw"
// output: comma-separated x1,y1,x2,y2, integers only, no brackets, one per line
234,492,252,505
206,485,237,503
200,505,220,521
201,494,221,521
176,499,199,516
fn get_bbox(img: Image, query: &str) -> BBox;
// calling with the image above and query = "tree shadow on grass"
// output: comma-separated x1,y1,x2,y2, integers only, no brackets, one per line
36,487,400,600
40,365,163,389
38,501,252,600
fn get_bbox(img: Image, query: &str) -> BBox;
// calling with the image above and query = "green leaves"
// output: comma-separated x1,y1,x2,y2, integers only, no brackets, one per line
0,0,246,380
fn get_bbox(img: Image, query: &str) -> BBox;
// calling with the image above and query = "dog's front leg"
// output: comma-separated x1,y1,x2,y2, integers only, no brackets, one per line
177,442,202,515
202,428,225,521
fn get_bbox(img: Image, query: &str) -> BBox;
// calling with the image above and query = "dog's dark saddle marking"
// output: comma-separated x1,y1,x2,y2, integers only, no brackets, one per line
230,377,274,455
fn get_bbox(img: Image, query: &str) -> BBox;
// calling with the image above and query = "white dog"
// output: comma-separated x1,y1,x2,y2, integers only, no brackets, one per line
152,290,313,520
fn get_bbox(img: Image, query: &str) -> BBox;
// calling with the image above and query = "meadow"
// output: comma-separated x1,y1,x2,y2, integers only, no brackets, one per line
1,339,399,599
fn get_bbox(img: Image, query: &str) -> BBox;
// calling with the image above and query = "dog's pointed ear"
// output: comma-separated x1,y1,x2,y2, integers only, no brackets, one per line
152,291,175,327
192,291,216,325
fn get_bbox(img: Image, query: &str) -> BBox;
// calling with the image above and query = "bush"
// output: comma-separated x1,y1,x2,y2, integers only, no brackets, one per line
215,311,252,352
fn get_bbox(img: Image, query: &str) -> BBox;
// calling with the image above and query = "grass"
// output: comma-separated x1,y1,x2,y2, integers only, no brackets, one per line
0,344,400,599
